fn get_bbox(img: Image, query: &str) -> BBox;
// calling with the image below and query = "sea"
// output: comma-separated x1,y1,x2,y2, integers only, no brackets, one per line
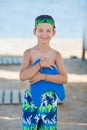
0,0,86,38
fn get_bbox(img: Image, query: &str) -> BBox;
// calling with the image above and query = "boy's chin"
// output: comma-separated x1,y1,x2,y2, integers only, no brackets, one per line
40,39,50,43
41,41,49,44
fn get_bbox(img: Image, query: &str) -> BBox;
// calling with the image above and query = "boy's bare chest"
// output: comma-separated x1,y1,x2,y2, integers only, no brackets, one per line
30,50,56,65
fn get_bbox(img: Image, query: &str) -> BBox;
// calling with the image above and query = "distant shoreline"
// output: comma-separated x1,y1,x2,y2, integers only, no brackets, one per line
0,38,83,58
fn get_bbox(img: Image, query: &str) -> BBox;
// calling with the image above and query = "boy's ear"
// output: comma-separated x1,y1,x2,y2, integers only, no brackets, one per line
53,30,56,36
33,29,36,35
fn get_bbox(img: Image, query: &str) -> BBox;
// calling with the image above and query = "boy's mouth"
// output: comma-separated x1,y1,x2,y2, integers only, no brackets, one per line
40,36,49,41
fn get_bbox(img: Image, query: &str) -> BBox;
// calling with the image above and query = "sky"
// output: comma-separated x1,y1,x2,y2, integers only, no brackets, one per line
0,0,86,38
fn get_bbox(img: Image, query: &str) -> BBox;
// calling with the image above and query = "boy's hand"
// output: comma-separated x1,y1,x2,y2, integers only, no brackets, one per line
25,81,30,90
25,84,30,90
30,72,44,84
40,57,53,69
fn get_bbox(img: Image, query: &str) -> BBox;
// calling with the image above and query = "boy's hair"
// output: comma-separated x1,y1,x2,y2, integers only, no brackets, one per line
35,15,56,29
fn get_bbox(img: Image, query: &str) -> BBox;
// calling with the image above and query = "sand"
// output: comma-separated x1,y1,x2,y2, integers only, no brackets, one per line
0,38,87,130
0,38,84,58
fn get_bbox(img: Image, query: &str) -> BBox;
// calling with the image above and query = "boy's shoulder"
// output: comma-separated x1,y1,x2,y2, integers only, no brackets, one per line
24,47,34,55
52,48,62,56
51,48,63,61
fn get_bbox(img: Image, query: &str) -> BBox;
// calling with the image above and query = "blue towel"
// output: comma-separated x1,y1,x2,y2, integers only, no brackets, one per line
30,58,65,107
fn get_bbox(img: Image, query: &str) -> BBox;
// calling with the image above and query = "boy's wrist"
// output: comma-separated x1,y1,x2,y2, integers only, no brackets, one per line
39,62,42,69
41,74,45,80
45,74,48,81
39,61,44,68
37,62,41,70
41,74,48,81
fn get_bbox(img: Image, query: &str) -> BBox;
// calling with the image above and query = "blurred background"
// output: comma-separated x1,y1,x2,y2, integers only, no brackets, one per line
0,0,87,57
0,0,87,130
0,0,86,38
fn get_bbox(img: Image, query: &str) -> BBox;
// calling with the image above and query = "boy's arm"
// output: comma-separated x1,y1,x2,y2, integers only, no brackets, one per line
29,51,68,84
19,49,40,81
43,51,68,84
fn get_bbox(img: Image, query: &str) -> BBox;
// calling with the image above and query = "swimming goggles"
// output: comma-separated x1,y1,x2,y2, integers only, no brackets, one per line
35,18,55,29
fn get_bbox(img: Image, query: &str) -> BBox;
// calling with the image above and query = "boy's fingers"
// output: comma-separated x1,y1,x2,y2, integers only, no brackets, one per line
30,80,33,83
26,85,30,89
30,81,36,84
49,66,53,70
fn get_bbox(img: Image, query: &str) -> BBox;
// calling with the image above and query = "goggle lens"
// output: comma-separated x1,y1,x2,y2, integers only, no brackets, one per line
35,18,55,29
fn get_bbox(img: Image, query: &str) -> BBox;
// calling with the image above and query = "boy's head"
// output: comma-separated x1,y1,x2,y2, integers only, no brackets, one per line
35,15,56,29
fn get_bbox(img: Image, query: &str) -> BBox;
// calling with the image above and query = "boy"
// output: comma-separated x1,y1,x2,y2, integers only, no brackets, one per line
19,15,67,130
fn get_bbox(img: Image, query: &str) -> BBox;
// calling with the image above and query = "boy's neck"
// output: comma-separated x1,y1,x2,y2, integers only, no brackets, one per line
36,44,51,52
36,42,50,50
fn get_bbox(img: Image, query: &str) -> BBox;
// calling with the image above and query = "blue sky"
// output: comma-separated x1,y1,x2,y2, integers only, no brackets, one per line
0,0,86,38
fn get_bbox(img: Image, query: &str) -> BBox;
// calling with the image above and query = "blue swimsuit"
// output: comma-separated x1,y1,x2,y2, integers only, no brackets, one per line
30,58,65,107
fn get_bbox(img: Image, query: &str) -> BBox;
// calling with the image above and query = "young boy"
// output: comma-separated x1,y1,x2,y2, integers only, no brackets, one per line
19,15,67,130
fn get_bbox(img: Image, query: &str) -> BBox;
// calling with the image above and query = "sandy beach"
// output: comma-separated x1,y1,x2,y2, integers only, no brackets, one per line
0,38,87,130
0,0,86,129
0,38,84,58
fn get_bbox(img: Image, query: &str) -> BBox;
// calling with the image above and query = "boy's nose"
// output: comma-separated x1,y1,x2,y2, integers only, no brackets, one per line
42,31,48,36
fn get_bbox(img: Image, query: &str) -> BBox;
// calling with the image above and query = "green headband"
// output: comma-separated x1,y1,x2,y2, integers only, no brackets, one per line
35,18,56,29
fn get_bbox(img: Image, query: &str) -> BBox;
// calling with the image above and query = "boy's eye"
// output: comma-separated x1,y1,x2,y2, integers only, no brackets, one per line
47,30,51,33
37,29,52,33
38,29,43,32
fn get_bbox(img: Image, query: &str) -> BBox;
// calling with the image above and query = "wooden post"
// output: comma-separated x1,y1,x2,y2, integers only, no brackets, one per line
82,48,85,60
82,4,87,60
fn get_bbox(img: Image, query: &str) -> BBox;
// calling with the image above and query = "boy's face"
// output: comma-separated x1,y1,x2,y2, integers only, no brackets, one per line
34,23,56,44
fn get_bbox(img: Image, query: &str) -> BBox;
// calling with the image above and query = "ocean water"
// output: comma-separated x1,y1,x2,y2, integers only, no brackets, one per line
0,0,86,38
